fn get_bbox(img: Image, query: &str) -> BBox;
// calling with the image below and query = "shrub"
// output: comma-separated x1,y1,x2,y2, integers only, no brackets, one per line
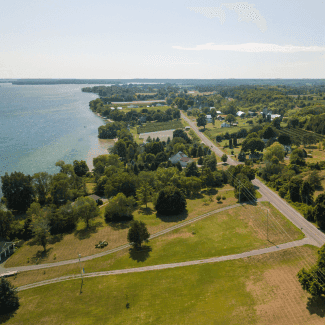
105,193,136,222
222,196,226,200
97,199,103,205
216,195,222,202
0,278,20,315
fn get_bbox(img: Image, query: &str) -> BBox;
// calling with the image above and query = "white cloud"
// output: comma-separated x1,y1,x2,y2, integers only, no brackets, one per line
187,2,267,32
173,43,325,52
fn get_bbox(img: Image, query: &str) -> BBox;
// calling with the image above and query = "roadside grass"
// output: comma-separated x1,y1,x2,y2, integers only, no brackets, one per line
9,201,304,288
5,246,322,325
5,188,237,267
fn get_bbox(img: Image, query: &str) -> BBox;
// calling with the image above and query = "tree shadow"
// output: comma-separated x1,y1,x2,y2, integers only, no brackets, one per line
129,245,152,262
187,193,204,200
306,296,325,317
0,311,17,324
156,209,188,223
138,207,154,216
30,247,53,264
74,221,103,240
107,221,131,230
48,234,64,245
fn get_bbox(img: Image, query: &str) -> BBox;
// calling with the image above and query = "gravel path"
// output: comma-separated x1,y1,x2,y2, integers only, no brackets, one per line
17,237,315,291
3,204,241,274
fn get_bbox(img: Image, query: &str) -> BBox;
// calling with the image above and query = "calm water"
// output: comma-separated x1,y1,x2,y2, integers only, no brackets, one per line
0,83,113,183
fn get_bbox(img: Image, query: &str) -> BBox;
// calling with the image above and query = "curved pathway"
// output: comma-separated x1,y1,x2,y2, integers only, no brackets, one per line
17,237,315,291
3,204,240,274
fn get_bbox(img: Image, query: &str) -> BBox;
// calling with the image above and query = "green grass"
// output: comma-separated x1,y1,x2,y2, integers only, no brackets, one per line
137,120,184,134
5,246,320,325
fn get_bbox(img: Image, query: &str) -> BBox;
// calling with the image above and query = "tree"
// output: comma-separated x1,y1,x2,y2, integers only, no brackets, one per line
0,210,14,240
300,180,314,205
263,143,285,162
30,205,51,252
32,172,52,206
184,162,200,177
221,154,228,163
226,114,236,124
262,126,277,139
173,129,190,143
155,186,187,215
0,277,20,315
136,184,154,208
127,220,150,249
74,196,100,228
197,114,207,130
104,193,136,222
203,153,217,171
308,170,322,189
297,245,325,297
1,172,34,212
73,160,89,177
50,173,71,206
229,138,233,148
242,137,265,154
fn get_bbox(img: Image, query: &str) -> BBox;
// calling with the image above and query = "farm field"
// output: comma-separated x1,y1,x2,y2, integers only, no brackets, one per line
139,129,175,142
5,246,322,325
137,120,184,134
8,201,304,288
5,187,237,267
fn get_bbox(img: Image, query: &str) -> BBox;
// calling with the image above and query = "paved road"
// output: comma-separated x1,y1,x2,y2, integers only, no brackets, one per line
17,237,314,291
2,204,240,274
182,112,325,247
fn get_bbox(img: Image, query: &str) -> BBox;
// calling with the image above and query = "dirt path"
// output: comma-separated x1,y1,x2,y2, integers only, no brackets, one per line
2,204,241,274
16,237,315,291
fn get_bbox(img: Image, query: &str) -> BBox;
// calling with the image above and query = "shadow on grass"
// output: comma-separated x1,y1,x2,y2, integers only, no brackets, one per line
156,209,188,223
30,247,53,264
0,311,17,324
138,207,154,215
187,193,204,200
107,221,131,230
74,220,103,240
306,296,325,317
129,245,152,262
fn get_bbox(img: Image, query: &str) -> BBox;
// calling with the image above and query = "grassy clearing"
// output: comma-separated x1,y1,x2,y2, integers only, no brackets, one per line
5,246,322,325
5,188,237,267
137,120,184,134
9,201,303,288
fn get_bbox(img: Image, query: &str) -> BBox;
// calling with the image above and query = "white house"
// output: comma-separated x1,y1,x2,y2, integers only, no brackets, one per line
221,122,231,128
236,111,245,117
169,151,193,168
117,107,123,110
210,107,215,110
216,111,222,115
110,107,115,110
206,115,212,123
271,114,281,120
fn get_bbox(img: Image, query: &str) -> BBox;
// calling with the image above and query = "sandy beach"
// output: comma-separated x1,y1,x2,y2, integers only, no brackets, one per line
86,138,115,171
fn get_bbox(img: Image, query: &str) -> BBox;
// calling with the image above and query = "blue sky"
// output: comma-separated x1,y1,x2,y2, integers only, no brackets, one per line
0,0,324,78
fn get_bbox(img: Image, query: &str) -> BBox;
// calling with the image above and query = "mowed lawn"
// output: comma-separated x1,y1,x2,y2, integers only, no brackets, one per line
5,246,323,325
9,202,304,288
5,188,237,267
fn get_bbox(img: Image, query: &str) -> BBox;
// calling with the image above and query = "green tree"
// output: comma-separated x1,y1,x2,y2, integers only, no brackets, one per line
50,173,71,206
104,193,136,222
0,210,14,240
74,196,100,228
32,172,52,206
127,220,150,249
73,160,89,177
1,172,34,212
203,153,217,171
31,206,51,252
226,114,236,124
197,114,207,130
221,154,228,163
263,143,285,163
136,184,154,208
262,126,277,139
242,137,265,154
0,277,20,315
185,161,200,177
155,186,187,216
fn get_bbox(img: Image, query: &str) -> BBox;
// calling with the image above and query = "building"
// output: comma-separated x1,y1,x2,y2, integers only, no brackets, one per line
216,111,222,115
0,240,15,263
110,107,115,110
221,122,231,128
209,107,215,110
169,151,193,168
117,107,123,110
185,126,190,130
87,195,101,204
206,114,212,123
236,111,245,117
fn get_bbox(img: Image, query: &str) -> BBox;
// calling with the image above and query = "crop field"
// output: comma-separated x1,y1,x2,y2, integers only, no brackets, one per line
139,129,175,142
137,120,184,134
5,246,322,325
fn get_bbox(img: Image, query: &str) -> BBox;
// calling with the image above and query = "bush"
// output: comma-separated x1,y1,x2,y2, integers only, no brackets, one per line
104,193,136,222
97,199,103,206
155,186,187,216
222,196,226,200
216,195,222,202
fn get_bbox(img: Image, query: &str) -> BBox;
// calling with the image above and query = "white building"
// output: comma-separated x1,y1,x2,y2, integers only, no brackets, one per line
117,107,123,110
206,115,212,123
236,111,245,117
221,122,231,128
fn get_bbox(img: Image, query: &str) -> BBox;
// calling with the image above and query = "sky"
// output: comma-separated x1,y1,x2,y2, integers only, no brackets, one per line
0,0,324,79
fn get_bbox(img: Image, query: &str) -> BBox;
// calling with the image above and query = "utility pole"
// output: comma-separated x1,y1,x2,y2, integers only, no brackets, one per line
78,253,83,288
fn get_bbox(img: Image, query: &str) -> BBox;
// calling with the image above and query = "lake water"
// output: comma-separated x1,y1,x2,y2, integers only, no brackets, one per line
0,83,114,184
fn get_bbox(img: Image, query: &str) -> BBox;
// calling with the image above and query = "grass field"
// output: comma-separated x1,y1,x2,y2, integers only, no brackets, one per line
4,246,323,325
9,201,303,288
137,120,184,134
5,187,237,267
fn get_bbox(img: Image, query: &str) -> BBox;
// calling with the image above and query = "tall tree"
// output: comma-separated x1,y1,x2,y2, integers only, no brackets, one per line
127,220,150,249
197,114,207,130
1,172,34,212
136,184,154,208
74,196,100,228
0,278,20,315
32,172,52,205
73,160,89,177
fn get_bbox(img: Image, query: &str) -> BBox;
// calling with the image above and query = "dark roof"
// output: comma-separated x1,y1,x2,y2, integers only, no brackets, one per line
180,157,191,162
